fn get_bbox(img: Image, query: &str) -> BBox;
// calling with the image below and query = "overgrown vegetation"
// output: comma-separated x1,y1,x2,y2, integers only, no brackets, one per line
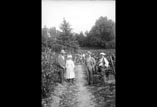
42,17,115,107
42,48,61,99
42,18,79,53
75,16,115,49
42,16,115,51
42,19,79,106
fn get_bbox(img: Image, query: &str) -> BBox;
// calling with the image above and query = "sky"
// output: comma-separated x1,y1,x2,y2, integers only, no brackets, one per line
42,0,115,33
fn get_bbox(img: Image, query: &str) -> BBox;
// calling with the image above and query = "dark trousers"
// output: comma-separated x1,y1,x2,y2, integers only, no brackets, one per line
98,66,109,82
87,67,93,85
66,78,75,84
60,68,65,83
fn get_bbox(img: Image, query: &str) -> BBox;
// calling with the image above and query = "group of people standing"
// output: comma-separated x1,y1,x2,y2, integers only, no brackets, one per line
57,49,115,85
57,50,75,84
84,51,111,85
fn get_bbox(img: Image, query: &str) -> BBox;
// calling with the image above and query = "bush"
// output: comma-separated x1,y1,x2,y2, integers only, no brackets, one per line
42,48,62,99
106,40,115,49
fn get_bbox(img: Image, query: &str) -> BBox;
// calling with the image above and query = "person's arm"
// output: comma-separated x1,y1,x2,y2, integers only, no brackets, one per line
104,58,109,67
91,57,94,65
65,60,68,69
85,58,87,65
98,58,103,66
93,58,96,67
72,61,75,69
58,55,65,68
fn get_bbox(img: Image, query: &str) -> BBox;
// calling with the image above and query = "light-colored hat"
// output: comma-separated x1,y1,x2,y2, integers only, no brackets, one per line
100,52,106,56
87,51,91,54
61,49,65,53
67,55,72,58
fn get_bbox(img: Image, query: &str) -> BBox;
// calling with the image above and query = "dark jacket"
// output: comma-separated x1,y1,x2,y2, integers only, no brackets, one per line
57,54,66,68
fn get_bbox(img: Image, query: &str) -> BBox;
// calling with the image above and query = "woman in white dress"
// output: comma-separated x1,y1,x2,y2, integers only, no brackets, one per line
65,54,75,84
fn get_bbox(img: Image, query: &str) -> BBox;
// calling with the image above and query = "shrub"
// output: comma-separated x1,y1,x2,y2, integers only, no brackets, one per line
42,48,62,99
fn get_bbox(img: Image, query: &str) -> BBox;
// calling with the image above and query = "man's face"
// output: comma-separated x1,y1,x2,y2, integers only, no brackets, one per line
61,53,65,56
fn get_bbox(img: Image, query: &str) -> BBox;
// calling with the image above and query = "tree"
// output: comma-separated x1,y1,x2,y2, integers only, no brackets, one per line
42,26,50,51
75,31,86,47
58,19,72,44
57,18,79,52
85,16,115,49
91,16,115,41
106,39,115,49
60,18,72,36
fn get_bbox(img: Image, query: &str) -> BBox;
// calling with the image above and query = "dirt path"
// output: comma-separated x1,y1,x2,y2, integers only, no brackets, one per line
50,65,97,107
75,65,96,107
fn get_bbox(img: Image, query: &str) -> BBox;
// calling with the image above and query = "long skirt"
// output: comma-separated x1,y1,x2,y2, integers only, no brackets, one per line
65,67,75,79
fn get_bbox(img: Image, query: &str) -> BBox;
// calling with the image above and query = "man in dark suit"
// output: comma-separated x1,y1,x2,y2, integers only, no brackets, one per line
85,51,96,85
57,49,66,83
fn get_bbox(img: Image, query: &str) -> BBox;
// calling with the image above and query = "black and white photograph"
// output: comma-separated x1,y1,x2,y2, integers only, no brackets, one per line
42,0,115,107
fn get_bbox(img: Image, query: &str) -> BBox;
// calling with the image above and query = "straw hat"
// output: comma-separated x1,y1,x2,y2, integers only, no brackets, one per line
61,49,65,54
100,52,106,56
67,55,72,59
87,51,91,54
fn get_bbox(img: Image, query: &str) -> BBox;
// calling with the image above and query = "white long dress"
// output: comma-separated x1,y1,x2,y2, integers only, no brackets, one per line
65,59,75,79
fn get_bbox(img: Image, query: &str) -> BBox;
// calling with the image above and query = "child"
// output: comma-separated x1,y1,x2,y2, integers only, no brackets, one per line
65,54,75,84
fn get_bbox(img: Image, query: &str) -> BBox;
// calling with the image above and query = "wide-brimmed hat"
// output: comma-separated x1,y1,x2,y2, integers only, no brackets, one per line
61,49,66,54
67,55,72,58
100,52,106,56
87,51,91,54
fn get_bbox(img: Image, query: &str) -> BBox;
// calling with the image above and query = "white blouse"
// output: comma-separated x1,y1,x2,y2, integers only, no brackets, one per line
99,57,109,67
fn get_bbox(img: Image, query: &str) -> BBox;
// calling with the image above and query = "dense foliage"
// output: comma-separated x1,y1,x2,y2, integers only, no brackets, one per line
42,48,62,99
42,48,116,107
42,19,80,100
42,19,79,53
75,16,115,49
42,17,116,107
42,16,115,51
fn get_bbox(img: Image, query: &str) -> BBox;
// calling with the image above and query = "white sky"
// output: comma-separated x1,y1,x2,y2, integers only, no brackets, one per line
42,1,115,33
